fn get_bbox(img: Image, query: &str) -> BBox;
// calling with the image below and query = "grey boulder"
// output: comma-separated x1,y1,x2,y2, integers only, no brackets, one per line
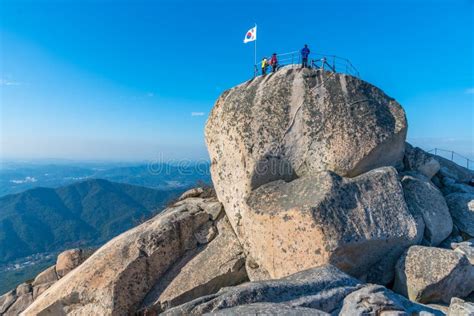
445,193,474,236
451,239,474,264
162,265,363,315
339,284,445,316
404,143,440,179
448,297,474,316
245,166,419,283
206,303,329,315
401,174,452,246
394,246,474,304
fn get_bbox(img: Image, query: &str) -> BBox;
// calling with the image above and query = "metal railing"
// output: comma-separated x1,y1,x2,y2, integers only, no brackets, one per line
427,148,474,170
258,50,360,78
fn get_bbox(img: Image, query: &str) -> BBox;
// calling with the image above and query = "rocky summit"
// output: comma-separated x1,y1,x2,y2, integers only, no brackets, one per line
3,67,473,315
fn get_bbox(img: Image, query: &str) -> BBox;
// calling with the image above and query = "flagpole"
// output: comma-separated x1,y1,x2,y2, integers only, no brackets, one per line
254,24,257,77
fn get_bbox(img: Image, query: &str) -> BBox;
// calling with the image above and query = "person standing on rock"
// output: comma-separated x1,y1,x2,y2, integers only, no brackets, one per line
301,44,310,68
270,53,278,73
261,57,268,75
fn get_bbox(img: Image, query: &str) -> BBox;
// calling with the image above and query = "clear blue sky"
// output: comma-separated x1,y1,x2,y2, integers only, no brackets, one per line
1,0,472,161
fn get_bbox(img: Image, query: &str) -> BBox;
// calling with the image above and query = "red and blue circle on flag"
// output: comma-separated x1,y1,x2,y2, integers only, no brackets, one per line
246,32,253,39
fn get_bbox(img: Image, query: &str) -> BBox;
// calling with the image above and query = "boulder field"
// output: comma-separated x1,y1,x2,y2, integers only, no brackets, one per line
2,66,472,315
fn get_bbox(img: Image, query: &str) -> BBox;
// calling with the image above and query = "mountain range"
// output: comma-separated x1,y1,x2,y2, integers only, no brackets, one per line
0,178,181,265
0,162,211,197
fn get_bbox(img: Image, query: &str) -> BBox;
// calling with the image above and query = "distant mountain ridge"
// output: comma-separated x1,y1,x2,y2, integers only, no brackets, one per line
0,162,211,197
0,178,181,264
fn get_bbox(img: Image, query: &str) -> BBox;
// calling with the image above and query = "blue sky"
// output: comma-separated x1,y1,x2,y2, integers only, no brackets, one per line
0,0,472,161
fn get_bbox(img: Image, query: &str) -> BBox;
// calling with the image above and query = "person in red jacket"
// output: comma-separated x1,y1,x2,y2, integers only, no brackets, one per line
270,53,278,73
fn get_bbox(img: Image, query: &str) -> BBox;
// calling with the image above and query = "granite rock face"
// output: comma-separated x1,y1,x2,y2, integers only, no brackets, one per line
403,143,440,179
205,67,407,240
339,284,444,316
22,197,247,316
401,174,452,246
245,166,419,281
448,297,474,316
445,193,474,236
164,265,443,316
207,303,329,316
451,239,474,264
162,265,363,315
0,248,91,316
55,248,94,278
139,215,248,313
393,246,474,304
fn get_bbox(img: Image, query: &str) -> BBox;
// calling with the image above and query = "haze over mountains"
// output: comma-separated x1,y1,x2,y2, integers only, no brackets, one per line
0,161,211,197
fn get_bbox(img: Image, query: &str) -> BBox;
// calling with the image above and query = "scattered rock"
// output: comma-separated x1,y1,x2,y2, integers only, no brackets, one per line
434,155,474,183
448,297,474,316
442,181,474,196
55,248,93,278
3,293,33,316
32,282,55,300
179,187,204,201
245,167,419,282
0,291,16,314
339,284,445,316
193,221,218,244
401,174,452,246
139,216,248,313
439,229,463,250
403,143,440,179
393,246,474,304
207,303,329,315
164,265,443,316
23,198,240,316
451,239,474,264
0,247,93,315
162,265,363,315
201,201,224,220
15,283,31,296
31,265,58,287
244,255,271,281
445,193,474,236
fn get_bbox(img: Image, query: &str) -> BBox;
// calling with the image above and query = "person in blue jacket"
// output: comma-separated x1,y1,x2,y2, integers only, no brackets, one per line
301,44,310,68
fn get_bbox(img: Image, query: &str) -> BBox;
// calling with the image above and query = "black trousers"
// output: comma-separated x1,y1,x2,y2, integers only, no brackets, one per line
302,57,308,68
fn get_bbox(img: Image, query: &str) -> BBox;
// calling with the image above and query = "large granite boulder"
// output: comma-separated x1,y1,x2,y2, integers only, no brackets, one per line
55,248,93,278
445,193,474,236
205,67,407,240
208,303,329,315
164,265,442,316
338,284,444,316
0,247,92,315
403,143,440,179
448,297,474,316
163,265,363,315
0,291,16,315
244,166,419,282
139,215,248,313
401,174,452,246
434,155,474,184
393,246,474,304
23,197,247,316
451,239,474,264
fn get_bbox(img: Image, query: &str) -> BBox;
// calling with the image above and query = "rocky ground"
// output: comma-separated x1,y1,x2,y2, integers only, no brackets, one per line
1,67,473,315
